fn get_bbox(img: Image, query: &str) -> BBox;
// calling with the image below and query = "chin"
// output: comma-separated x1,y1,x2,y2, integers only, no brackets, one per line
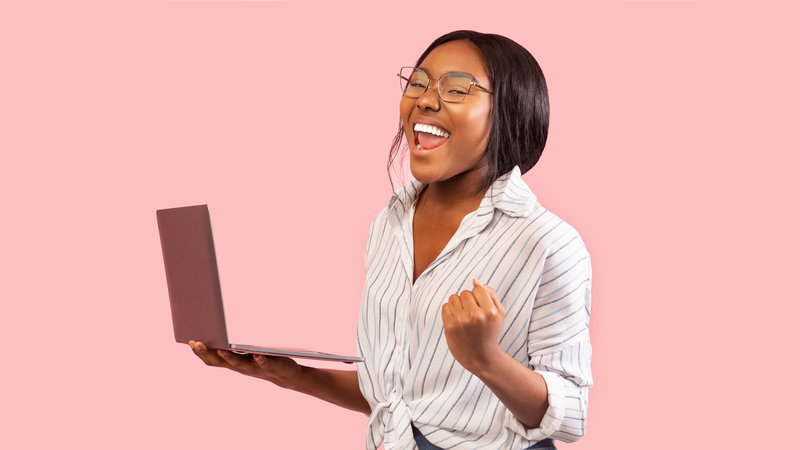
408,159,437,184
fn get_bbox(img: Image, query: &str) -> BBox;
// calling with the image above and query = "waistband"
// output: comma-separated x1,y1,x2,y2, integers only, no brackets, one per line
411,424,556,450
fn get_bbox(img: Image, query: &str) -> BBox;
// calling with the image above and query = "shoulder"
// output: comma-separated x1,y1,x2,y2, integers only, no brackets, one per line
364,206,395,269
366,205,391,240
369,206,391,230
503,203,587,257
365,178,424,246
522,206,591,293
482,169,590,271
494,205,591,296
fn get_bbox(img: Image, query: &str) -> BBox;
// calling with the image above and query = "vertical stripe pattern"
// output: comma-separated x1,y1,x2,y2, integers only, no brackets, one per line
357,167,593,450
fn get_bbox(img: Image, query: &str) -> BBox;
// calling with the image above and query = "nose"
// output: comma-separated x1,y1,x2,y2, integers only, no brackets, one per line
415,78,440,111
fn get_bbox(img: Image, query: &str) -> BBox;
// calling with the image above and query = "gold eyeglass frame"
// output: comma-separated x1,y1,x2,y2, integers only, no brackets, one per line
397,66,494,103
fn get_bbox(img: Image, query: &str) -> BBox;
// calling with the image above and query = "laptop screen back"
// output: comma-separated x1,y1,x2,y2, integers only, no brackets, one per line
157,205,229,350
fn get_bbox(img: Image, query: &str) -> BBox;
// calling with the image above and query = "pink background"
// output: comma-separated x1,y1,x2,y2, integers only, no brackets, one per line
1,0,797,448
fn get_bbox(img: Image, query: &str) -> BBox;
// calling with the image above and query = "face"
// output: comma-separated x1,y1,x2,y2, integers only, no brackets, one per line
400,40,493,186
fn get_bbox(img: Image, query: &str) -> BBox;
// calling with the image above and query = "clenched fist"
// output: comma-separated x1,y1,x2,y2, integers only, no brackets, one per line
441,279,507,375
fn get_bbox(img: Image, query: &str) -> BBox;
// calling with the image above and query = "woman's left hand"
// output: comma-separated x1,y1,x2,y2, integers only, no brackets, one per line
441,279,507,375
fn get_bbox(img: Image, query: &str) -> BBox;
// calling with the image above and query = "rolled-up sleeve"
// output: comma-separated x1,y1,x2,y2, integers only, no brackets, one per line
506,233,593,443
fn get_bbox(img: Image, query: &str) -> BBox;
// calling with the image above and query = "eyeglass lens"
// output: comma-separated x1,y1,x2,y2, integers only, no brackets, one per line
400,68,474,102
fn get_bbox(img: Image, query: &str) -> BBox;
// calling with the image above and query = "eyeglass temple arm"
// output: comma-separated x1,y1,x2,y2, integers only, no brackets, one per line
470,81,493,94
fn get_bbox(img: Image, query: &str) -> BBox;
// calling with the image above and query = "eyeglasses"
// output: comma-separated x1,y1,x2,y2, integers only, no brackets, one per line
397,67,493,103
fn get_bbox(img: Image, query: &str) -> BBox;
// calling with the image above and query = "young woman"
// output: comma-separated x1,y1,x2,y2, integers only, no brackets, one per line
189,30,592,450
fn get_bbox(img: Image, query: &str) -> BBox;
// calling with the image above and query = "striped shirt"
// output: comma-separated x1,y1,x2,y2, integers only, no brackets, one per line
357,167,593,450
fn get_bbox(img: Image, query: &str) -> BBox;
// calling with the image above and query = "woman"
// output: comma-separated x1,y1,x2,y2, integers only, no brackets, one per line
190,30,592,450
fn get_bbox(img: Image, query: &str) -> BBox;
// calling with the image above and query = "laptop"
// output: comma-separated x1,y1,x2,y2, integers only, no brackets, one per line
157,204,363,364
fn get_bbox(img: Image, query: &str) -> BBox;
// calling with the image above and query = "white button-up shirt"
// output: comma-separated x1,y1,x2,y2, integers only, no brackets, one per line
357,167,593,450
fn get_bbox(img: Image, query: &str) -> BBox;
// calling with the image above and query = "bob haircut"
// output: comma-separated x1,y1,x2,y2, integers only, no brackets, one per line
389,30,550,191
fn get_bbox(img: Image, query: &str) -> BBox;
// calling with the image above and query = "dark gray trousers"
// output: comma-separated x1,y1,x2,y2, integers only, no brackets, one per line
411,424,557,450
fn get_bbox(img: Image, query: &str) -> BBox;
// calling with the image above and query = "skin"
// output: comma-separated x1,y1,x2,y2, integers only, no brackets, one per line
189,39,549,430
401,41,495,283
188,340,370,414
402,40,493,196
442,280,550,430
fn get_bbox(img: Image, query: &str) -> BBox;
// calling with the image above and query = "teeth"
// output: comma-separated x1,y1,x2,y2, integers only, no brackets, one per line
414,123,451,138
416,144,422,150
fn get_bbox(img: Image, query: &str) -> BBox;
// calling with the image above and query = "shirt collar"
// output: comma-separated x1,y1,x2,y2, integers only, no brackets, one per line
387,166,538,219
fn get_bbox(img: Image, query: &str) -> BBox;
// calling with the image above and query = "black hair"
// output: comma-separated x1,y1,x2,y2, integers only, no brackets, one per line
388,30,550,191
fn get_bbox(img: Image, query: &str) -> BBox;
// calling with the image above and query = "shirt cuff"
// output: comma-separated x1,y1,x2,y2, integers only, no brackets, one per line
503,371,566,441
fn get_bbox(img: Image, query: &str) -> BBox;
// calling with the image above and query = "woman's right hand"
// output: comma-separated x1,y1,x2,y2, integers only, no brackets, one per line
188,340,303,389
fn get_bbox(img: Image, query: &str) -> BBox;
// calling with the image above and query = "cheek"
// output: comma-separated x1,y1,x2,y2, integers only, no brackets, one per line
399,97,415,119
399,98,415,136
461,107,492,145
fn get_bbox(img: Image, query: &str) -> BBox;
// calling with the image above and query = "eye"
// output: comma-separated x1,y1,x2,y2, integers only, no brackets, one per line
447,87,469,95
408,75,427,89
444,83,470,96
442,73,473,96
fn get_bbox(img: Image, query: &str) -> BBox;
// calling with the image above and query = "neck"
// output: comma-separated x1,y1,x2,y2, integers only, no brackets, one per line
420,166,490,211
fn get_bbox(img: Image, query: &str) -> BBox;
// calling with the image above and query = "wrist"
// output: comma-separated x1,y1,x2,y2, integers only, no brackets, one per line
283,364,309,391
262,362,306,391
464,345,507,379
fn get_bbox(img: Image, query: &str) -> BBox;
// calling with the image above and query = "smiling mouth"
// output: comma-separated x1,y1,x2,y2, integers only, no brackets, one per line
414,123,451,150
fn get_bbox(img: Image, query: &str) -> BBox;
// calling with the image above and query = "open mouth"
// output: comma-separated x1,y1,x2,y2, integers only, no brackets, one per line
414,123,451,151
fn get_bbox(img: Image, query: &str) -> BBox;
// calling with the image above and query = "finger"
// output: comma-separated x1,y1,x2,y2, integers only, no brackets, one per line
473,278,496,291
490,290,505,317
460,289,479,309
190,341,231,367
473,279,505,316
448,293,463,311
483,285,506,317
220,350,262,372
189,340,209,362
470,279,490,309
253,354,271,368
442,303,459,336
473,278,493,296
441,303,453,321
189,340,213,359
190,340,212,353
252,353,287,369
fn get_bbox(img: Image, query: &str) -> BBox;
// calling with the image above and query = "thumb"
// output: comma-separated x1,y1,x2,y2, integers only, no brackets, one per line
473,279,506,317
254,354,270,368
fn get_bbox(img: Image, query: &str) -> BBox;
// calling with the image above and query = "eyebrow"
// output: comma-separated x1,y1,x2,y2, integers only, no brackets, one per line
417,67,477,78
416,67,490,88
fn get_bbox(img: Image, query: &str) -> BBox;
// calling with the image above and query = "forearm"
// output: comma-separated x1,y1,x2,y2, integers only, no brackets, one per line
472,349,549,430
442,281,550,429
192,342,370,415
288,367,371,415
